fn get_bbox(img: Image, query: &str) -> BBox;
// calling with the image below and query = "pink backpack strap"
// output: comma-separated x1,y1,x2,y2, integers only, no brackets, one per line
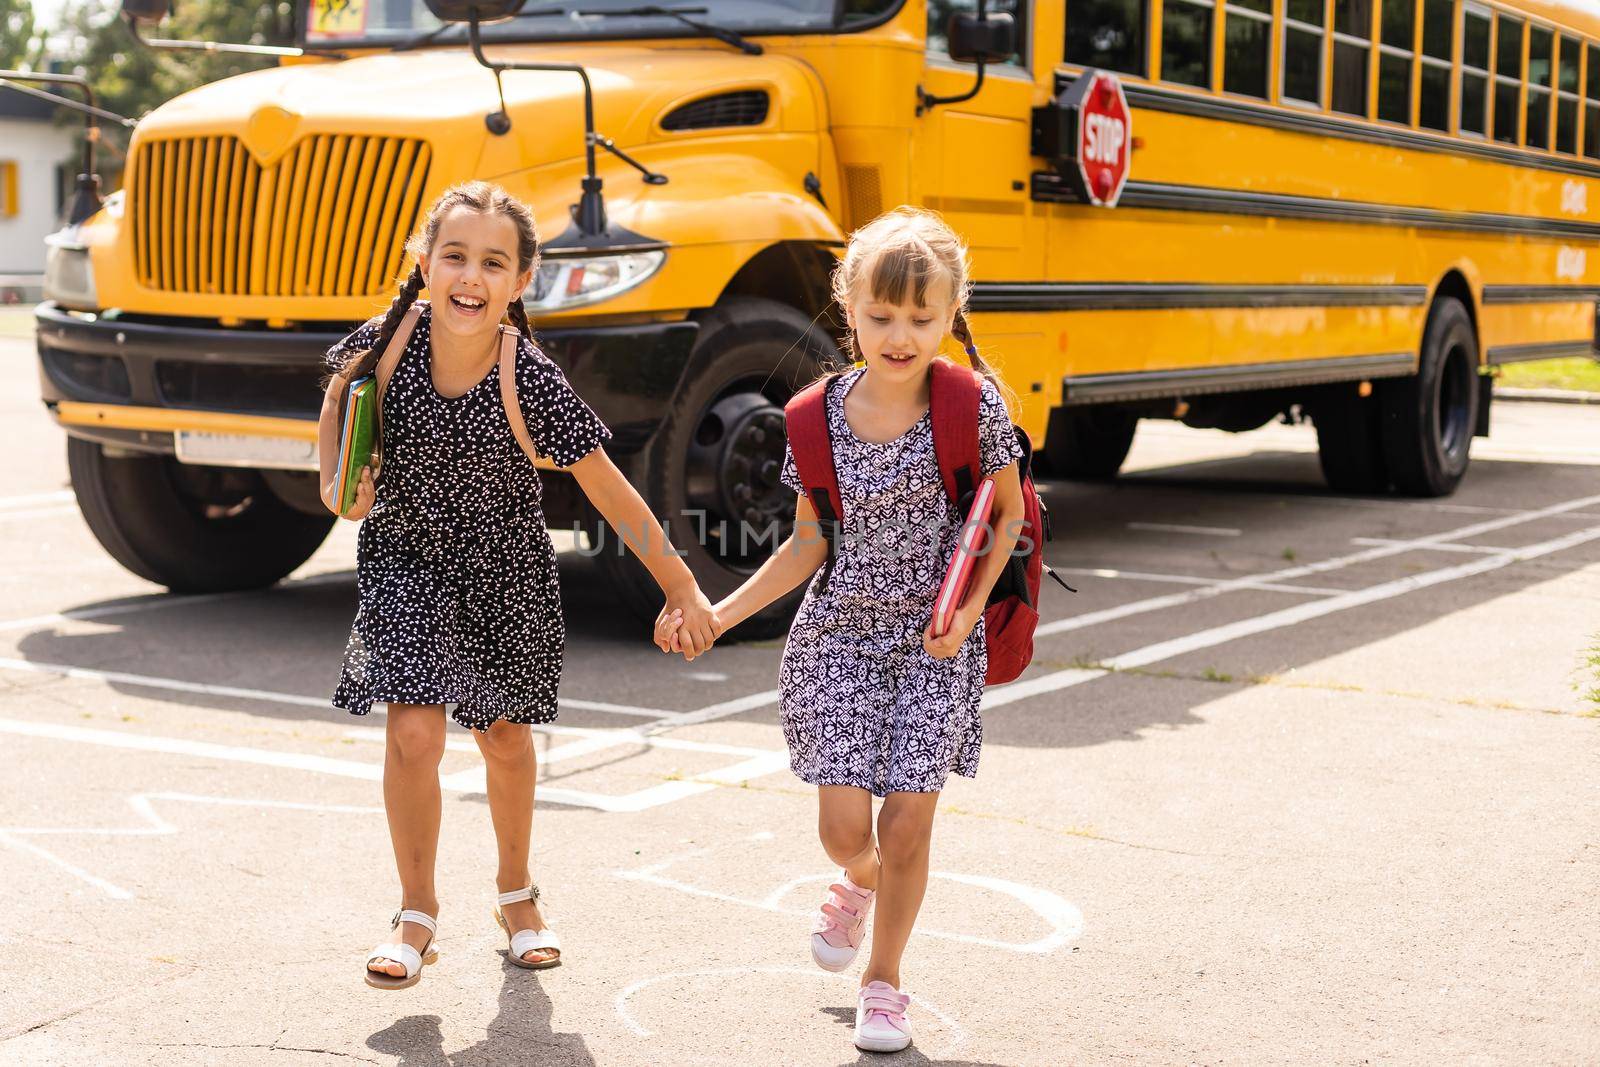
929,357,982,509
496,325,546,466
783,376,843,528
374,301,424,407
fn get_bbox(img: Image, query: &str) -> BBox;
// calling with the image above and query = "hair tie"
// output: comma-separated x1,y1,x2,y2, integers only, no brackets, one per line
963,342,978,358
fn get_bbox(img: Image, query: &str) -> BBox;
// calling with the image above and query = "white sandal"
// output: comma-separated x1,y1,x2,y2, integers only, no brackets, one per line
364,908,438,990
493,884,562,970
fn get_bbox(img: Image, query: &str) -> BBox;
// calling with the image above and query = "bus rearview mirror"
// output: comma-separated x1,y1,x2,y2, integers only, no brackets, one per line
421,0,524,23
947,11,1017,65
121,0,170,24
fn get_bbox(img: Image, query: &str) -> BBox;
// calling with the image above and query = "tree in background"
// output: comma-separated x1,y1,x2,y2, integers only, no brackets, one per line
1,0,44,69
48,1,295,184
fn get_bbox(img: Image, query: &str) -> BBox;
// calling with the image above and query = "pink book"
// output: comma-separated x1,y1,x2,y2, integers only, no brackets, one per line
932,476,997,638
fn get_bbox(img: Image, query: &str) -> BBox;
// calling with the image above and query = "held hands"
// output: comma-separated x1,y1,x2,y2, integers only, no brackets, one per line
653,585,722,661
341,466,376,522
923,597,983,660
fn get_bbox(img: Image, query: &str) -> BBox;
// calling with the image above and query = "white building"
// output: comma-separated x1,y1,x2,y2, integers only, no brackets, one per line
0,88,78,296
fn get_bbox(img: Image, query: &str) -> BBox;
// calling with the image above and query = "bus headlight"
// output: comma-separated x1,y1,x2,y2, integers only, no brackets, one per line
525,250,665,312
43,229,97,311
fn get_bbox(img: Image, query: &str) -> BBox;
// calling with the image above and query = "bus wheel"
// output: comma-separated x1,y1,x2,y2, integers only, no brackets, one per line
1379,297,1479,497
1042,407,1137,480
591,297,837,640
67,438,335,592
1311,384,1389,494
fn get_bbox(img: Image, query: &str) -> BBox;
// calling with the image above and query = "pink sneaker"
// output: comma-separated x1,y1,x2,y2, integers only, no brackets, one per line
854,980,912,1052
810,874,875,972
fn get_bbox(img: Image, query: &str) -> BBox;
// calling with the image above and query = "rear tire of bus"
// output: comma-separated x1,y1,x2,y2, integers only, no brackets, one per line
67,438,335,592
1042,407,1137,480
590,297,839,641
1311,384,1389,494
1378,297,1479,497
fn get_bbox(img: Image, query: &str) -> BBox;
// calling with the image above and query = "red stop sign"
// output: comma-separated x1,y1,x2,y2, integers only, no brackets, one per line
1064,70,1132,207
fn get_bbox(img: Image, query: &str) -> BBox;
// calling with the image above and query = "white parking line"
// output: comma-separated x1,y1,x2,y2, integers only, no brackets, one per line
1350,537,1515,554
0,505,79,522
1060,567,1347,596
0,571,354,635
0,490,73,510
982,521,1600,709
1034,490,1600,638
1127,521,1242,537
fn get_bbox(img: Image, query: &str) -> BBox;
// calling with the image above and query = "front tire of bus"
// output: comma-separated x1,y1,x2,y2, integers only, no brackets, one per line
67,438,336,592
591,297,839,640
1378,297,1479,497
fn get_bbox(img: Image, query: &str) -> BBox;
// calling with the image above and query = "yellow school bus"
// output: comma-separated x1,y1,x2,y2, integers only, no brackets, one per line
38,0,1600,633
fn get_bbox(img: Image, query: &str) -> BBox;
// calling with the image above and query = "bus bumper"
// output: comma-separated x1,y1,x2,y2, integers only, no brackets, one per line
34,301,700,464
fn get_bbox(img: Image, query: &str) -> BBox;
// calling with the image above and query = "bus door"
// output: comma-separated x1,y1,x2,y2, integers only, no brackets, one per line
914,0,1053,429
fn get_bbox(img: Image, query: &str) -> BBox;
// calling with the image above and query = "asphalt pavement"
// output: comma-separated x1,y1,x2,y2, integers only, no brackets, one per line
2,329,1597,1066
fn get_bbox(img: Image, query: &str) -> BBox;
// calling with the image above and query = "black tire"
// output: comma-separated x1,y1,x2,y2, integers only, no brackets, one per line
1312,383,1390,494
590,297,840,640
67,437,335,592
1042,406,1137,480
1378,297,1480,497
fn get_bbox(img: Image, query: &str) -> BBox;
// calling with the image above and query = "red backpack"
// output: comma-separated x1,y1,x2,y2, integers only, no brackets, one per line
784,359,1073,686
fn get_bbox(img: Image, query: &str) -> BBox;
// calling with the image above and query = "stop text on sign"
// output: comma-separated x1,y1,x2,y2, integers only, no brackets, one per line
1084,113,1126,166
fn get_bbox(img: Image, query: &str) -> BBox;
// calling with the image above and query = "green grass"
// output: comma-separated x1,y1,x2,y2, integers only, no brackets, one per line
1581,637,1600,714
1498,357,1600,393
0,307,36,340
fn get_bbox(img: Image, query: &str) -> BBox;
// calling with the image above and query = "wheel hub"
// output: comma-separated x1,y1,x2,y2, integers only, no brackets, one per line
683,390,791,570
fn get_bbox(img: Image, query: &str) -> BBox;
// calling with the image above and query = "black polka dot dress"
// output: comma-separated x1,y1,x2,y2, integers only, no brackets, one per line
777,367,1023,797
325,304,611,730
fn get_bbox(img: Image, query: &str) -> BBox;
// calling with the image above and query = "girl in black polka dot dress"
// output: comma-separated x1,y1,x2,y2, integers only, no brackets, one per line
321,182,717,989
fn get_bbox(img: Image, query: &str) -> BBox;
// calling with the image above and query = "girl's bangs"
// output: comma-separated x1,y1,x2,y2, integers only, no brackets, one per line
863,241,950,308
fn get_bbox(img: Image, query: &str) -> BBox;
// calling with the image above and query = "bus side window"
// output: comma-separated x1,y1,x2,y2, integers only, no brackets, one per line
1493,14,1523,144
1586,43,1600,159
1331,0,1372,117
1377,0,1414,124
1161,0,1213,88
1556,35,1580,153
1223,0,1270,99
1418,0,1452,132
929,0,1030,68
1526,25,1553,150
1064,0,1149,78
1460,4,1491,137
1282,0,1325,107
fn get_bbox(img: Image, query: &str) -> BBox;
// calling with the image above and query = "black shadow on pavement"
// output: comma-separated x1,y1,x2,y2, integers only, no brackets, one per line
367,963,595,1066
12,453,1599,754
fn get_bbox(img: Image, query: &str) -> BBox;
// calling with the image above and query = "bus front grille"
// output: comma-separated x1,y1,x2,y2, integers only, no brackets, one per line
131,134,432,298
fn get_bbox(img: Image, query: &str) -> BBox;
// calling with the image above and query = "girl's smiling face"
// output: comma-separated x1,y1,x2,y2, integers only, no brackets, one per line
419,205,533,343
847,270,956,385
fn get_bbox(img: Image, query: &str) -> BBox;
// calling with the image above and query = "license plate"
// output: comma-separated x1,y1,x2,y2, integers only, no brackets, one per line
174,431,318,471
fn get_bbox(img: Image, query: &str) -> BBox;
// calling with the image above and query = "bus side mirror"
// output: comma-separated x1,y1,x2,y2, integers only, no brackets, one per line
121,0,170,23
946,10,1017,65
421,0,523,22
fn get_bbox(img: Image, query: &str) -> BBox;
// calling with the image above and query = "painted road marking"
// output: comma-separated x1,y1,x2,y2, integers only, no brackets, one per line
0,656,676,719
1034,489,1600,638
1127,521,1242,537
0,791,385,898
612,966,968,1053
617,837,1083,955
1350,537,1515,554
0,715,789,816
982,521,1600,709
0,571,355,635
0,490,74,509
1059,566,1347,596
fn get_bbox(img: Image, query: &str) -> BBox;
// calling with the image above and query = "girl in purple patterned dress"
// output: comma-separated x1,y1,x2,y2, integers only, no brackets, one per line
658,207,1026,1054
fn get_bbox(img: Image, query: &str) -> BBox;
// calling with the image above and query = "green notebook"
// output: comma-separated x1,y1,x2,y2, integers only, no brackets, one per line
335,375,377,514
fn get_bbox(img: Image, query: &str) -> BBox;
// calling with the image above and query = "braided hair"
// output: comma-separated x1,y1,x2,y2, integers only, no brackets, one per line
334,180,541,379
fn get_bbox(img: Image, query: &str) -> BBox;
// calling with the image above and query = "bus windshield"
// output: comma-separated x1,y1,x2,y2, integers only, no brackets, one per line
302,0,904,48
